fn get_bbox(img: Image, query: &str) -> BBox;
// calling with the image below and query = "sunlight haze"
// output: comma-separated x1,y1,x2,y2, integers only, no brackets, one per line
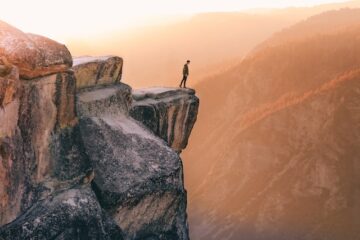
1,0,360,239
1,0,349,41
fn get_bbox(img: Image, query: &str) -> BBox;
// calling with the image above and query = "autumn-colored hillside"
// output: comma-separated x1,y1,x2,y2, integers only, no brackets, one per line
183,9,360,240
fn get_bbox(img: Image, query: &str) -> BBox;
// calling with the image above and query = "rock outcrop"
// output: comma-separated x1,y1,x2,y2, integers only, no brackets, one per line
0,21,198,240
0,70,87,227
131,88,199,152
0,187,123,240
79,115,188,239
73,56,123,89
0,21,72,79
76,84,132,117
76,85,194,239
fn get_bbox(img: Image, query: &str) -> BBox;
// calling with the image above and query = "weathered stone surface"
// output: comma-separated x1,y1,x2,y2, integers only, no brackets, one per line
0,63,19,108
79,115,188,240
0,72,87,226
0,21,72,79
0,21,199,239
0,187,124,240
77,83,132,117
77,85,189,239
130,87,199,152
72,56,123,89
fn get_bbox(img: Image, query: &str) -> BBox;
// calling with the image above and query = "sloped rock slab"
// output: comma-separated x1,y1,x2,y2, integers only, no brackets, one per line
79,114,188,239
77,83,132,117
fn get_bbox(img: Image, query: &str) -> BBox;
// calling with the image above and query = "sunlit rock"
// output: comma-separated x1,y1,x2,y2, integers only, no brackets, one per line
0,72,89,226
72,56,123,89
77,85,189,239
77,83,132,117
0,21,199,240
0,21,72,79
131,87,199,152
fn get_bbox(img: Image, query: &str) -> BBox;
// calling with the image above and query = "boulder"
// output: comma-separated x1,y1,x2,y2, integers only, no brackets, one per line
72,56,123,89
77,85,189,239
0,21,72,79
130,87,199,152
79,115,188,239
0,187,124,240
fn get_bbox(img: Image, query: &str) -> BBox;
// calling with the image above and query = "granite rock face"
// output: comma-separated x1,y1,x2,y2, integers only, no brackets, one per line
131,88,199,152
0,21,72,79
0,71,89,227
72,56,123,89
0,20,198,240
0,63,19,108
0,187,123,240
77,85,189,240
77,83,132,117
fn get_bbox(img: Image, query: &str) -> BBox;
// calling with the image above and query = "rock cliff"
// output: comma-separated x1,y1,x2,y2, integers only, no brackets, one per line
0,21,199,239
130,88,199,152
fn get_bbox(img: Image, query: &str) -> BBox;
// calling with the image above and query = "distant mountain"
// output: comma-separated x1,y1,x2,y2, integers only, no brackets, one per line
254,8,360,52
66,1,360,88
183,9,360,240
69,12,294,88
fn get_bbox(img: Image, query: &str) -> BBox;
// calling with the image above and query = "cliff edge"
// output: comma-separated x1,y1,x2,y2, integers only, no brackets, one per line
0,21,199,240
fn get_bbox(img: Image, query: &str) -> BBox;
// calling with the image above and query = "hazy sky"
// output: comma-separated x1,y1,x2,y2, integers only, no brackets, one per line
1,0,348,41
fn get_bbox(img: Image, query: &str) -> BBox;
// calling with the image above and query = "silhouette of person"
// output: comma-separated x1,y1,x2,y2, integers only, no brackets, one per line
179,60,190,88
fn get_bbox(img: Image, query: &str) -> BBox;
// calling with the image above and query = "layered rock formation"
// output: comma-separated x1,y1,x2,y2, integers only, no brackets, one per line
73,56,123,89
74,70,193,238
0,64,83,228
0,21,199,240
131,88,199,152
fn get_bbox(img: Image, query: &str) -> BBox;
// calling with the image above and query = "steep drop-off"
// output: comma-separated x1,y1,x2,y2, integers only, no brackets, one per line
0,21,199,240
184,10,360,240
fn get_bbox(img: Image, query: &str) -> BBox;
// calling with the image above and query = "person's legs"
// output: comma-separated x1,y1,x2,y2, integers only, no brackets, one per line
179,75,186,88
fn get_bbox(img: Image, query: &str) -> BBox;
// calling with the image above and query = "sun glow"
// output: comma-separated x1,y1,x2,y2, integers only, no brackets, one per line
1,0,349,42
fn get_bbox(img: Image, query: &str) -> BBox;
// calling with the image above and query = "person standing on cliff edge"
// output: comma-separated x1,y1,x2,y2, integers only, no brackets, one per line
179,60,190,88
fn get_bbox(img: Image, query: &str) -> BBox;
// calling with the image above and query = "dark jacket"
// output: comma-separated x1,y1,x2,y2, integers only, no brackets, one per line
183,64,189,76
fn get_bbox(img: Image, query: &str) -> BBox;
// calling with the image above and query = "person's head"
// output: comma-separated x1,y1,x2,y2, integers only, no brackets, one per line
187,60,190,64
